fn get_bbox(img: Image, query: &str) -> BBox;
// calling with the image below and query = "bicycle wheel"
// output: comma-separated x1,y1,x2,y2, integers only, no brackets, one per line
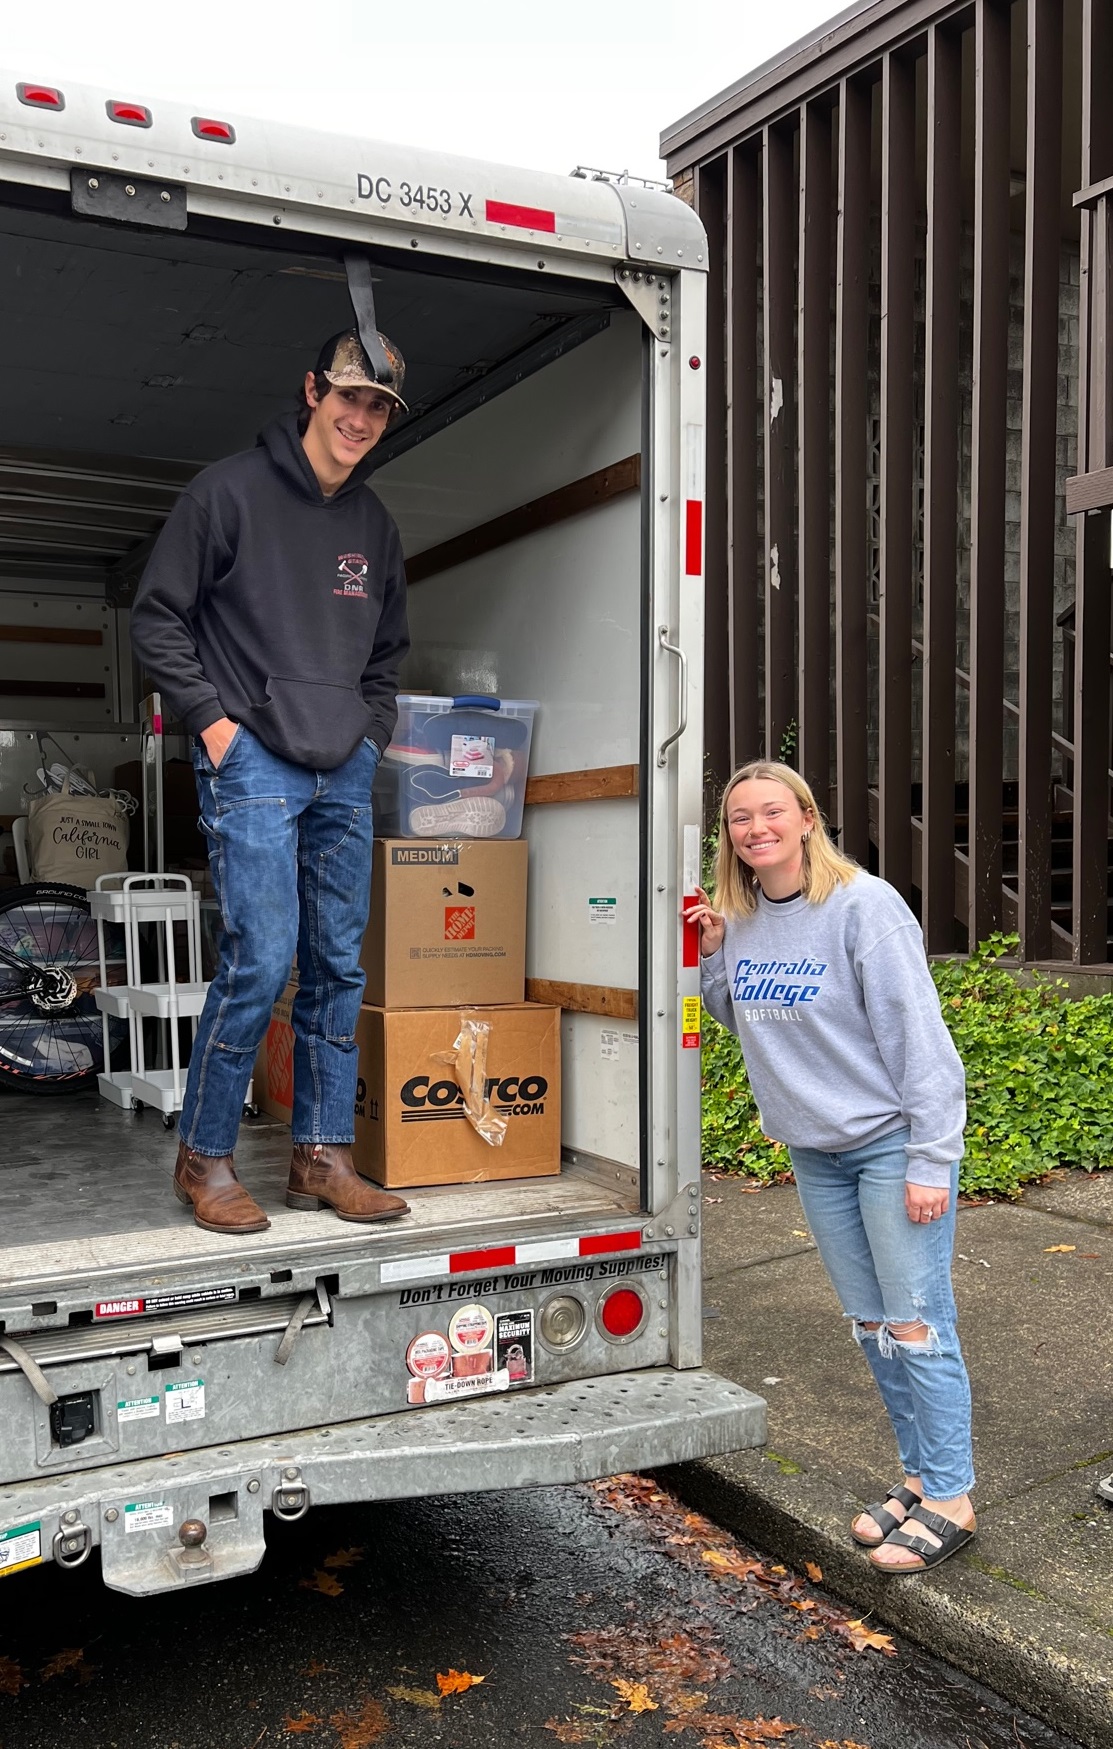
0,882,127,1093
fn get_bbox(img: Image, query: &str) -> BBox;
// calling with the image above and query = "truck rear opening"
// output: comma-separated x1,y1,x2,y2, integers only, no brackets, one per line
0,73,764,1594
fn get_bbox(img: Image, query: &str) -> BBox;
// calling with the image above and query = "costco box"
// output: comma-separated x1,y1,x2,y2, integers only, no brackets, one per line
360,838,527,1008
253,977,298,1124
353,1003,560,1188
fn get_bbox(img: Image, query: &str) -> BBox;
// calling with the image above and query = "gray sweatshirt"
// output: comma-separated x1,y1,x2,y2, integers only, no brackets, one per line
700,871,965,1187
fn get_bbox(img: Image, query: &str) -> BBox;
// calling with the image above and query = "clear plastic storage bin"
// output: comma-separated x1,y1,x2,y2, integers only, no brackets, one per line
374,695,537,839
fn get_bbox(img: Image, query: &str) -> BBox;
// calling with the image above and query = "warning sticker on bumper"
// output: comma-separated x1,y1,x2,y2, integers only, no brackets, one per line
124,1502,173,1533
0,1522,42,1577
117,1395,160,1424
165,1380,205,1425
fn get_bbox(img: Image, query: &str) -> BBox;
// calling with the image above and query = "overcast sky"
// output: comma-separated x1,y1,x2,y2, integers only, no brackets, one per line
4,0,848,180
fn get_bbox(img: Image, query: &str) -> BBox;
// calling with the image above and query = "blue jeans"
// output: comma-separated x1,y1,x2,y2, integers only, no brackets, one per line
788,1129,975,1501
180,725,379,1157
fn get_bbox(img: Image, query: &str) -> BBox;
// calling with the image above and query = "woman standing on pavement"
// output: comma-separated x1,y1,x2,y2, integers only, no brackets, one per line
686,760,976,1574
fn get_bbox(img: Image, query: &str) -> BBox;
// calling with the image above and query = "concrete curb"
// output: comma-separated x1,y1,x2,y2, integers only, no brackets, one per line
655,1452,1113,1749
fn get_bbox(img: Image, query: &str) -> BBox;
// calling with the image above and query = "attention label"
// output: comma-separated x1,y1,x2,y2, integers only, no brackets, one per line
125,1502,173,1533
117,1395,160,1424
0,1522,41,1577
165,1380,205,1425
588,897,617,925
682,996,701,1049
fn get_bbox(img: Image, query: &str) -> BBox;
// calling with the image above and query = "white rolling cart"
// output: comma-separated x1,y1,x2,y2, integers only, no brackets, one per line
92,873,209,1126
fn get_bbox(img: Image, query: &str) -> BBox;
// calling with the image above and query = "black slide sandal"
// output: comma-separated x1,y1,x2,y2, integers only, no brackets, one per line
850,1484,922,1548
869,1502,975,1573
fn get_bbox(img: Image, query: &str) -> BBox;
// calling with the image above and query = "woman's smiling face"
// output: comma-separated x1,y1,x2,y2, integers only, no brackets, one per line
725,777,814,889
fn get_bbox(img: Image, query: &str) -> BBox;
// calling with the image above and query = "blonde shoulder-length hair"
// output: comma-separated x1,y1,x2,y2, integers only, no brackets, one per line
712,760,860,920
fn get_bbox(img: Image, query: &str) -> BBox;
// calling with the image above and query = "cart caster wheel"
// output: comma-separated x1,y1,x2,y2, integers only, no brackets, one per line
162,1114,176,1130
243,1102,259,1119
130,1098,142,1112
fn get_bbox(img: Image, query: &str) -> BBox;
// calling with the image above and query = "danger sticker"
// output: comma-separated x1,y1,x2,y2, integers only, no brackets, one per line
0,1522,42,1577
165,1380,205,1425
125,1501,173,1533
95,1285,237,1320
406,1330,452,1379
117,1395,160,1424
448,1303,494,1352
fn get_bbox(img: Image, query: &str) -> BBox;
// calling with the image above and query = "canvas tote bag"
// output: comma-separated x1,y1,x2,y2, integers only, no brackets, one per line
27,770,130,886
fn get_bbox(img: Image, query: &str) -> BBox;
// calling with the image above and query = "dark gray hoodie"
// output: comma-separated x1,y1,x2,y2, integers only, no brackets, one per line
130,413,409,769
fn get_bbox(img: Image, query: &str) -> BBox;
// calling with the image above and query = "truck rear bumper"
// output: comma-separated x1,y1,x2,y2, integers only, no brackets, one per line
3,1368,765,1596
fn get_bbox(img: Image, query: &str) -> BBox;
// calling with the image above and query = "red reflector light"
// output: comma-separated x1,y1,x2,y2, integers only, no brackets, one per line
107,100,152,128
17,82,64,111
598,1287,646,1340
191,116,236,144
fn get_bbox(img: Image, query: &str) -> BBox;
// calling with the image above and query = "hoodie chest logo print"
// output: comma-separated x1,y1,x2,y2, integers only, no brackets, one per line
732,955,828,1022
334,552,369,599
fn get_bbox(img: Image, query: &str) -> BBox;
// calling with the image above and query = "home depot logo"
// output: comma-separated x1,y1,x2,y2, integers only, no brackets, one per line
444,906,476,941
399,1074,549,1121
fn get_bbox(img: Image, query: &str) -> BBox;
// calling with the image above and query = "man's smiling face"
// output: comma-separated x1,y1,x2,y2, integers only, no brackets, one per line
302,377,394,489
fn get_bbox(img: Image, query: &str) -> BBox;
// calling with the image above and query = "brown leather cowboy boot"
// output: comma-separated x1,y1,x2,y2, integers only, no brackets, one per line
286,1144,409,1222
174,1142,271,1234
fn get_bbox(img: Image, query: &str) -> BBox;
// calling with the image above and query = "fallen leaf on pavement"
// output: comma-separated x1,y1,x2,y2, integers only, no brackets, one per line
799,1626,823,1641
323,1546,365,1569
791,1230,809,1239
1043,1244,1076,1254
300,1660,338,1678
804,1561,823,1583
545,1720,604,1744
329,1697,390,1748
0,1654,23,1695
1079,1253,1101,1260
818,1741,871,1748
701,1548,765,1581
436,1668,485,1695
282,1714,321,1735
844,1619,896,1656
788,1598,817,1612
612,1677,658,1712
40,1648,95,1684
300,1570,344,1597
664,1691,709,1714
386,1685,441,1710
704,1196,724,1204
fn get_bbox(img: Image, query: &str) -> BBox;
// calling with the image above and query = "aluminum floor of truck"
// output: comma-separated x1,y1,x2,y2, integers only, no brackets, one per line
0,1092,636,1289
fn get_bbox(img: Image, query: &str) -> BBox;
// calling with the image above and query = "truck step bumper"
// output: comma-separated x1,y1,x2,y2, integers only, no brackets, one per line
1,1368,765,1597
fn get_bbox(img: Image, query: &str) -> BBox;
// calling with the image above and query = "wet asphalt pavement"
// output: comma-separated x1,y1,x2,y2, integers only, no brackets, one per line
0,1473,1080,1749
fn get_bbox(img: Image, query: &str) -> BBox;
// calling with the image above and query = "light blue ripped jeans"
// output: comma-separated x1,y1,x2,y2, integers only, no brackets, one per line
788,1127,974,1501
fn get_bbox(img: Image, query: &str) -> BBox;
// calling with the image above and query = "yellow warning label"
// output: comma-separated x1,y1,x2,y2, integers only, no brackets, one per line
682,997,701,1035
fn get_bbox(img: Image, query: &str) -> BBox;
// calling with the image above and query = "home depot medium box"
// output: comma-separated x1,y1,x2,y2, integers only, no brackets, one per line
360,839,527,1007
353,1003,560,1187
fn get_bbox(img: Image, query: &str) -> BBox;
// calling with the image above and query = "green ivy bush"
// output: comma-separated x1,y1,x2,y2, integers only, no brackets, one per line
701,933,1113,1197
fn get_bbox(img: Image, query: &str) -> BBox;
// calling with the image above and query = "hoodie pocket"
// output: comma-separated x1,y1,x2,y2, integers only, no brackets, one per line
249,676,373,771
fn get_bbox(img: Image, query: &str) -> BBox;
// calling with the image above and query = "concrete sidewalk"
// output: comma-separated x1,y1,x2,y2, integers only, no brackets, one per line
659,1169,1113,1749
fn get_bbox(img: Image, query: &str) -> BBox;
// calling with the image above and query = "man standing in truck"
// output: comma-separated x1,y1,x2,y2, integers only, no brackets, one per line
131,330,412,1235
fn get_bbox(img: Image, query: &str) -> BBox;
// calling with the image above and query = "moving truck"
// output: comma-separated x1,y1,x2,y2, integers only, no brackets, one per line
0,73,765,1596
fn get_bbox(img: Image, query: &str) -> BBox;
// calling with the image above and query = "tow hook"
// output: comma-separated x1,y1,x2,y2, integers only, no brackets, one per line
272,1471,310,1522
52,1521,92,1569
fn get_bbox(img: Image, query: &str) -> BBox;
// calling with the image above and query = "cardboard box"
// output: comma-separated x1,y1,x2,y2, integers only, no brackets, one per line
253,978,297,1124
353,1003,561,1187
360,839,527,1008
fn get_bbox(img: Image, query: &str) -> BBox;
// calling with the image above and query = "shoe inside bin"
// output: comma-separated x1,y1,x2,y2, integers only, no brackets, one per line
375,695,536,840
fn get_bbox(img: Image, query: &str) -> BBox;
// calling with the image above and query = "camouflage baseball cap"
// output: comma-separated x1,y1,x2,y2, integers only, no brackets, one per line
316,329,407,413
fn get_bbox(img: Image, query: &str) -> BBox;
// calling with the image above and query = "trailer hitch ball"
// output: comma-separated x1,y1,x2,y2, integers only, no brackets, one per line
176,1519,209,1568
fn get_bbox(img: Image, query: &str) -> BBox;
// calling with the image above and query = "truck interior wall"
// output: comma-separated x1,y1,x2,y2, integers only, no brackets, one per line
374,317,645,1175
